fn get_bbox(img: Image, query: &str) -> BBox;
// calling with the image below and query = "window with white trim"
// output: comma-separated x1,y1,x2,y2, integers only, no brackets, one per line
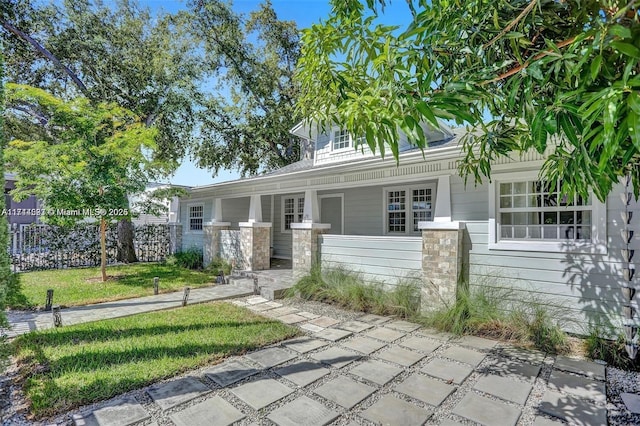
189,205,203,231
498,180,592,241
282,196,304,231
385,185,435,234
489,172,607,253
333,129,350,150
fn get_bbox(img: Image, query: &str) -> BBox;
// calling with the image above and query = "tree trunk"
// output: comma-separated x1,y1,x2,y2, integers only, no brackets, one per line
116,218,138,263
100,217,107,282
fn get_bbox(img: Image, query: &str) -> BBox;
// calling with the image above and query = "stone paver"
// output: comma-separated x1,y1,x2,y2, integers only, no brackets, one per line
246,303,275,312
539,390,608,425
314,327,352,342
300,323,324,333
337,320,373,333
554,355,606,381
497,346,546,364
340,336,386,355
358,313,390,325
282,337,329,354
399,336,441,353
310,347,360,369
267,396,339,426
451,335,497,350
204,359,258,387
365,327,405,342
244,347,296,368
384,319,421,332
275,361,331,387
245,296,269,305
313,375,376,409
453,393,521,426
170,396,245,426
297,311,320,319
621,392,640,414
268,306,299,317
394,374,456,406
147,377,211,411
309,316,340,327
375,345,425,367
441,346,486,367
349,359,403,386
532,416,565,425
418,329,454,341
278,313,307,324
548,370,606,403
362,395,433,425
473,374,532,405
440,420,466,426
230,378,293,410
263,301,283,309
72,397,150,426
485,357,542,383
422,358,473,385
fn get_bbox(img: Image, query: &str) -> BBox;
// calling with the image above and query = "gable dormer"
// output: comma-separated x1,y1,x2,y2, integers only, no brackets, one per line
290,121,454,166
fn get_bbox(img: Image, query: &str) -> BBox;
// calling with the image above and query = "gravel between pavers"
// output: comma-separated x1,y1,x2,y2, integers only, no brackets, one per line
2,295,640,426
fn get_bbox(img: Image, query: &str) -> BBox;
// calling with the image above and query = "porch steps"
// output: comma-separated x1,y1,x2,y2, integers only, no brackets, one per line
227,270,295,301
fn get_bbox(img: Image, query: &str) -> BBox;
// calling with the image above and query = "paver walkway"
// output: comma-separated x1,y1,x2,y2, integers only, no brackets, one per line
64,295,608,426
2,282,254,339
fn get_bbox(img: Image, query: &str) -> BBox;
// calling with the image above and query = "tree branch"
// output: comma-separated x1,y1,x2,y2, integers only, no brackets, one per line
484,0,538,49
483,36,578,84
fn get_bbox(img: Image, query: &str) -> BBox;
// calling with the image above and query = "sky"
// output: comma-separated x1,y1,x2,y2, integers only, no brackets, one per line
141,0,414,187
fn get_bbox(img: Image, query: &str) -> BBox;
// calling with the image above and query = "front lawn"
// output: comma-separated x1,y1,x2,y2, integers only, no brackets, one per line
12,302,299,418
9,263,217,309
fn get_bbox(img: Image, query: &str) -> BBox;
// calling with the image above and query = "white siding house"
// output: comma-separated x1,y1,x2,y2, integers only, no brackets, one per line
176,123,638,332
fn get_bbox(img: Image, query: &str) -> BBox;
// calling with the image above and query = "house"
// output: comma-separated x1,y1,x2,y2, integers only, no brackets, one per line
4,172,41,227
174,122,639,333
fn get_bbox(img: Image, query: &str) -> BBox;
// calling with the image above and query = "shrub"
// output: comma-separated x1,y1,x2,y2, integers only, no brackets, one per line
206,256,232,276
585,326,640,371
170,248,203,270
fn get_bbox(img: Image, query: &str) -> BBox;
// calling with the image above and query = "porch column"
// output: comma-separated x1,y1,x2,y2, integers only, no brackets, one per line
291,223,330,279
203,221,231,267
168,223,182,254
239,195,271,271
419,221,465,312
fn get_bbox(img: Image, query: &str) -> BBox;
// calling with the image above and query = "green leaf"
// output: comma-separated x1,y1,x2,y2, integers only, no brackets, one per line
628,92,640,114
415,102,438,127
531,110,547,153
629,111,640,151
610,41,640,59
609,24,632,39
590,55,602,81
559,113,580,146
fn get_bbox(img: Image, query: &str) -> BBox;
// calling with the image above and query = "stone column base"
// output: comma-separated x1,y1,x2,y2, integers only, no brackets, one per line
203,222,231,267
291,223,331,279
419,221,465,313
239,222,272,271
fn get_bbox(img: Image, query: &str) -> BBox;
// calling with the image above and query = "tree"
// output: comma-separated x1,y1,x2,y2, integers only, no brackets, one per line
1,0,200,262
4,84,157,281
189,0,303,175
296,0,640,202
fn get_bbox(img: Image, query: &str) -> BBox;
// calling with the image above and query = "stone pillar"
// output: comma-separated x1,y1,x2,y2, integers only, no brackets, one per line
239,222,272,271
291,223,331,279
203,222,231,267
168,223,183,255
419,221,465,312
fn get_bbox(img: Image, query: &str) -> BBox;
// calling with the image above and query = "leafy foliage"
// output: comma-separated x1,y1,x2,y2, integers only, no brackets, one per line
170,247,204,270
0,52,13,327
296,0,640,201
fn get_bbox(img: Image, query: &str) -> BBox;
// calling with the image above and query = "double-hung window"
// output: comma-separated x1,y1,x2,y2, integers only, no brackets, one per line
333,129,350,150
189,205,203,231
282,196,304,231
490,174,605,253
385,185,435,234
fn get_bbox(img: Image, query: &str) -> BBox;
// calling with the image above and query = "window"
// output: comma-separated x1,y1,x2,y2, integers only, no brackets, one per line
282,196,304,231
333,129,350,150
489,174,606,253
498,180,591,241
189,205,203,231
385,185,434,234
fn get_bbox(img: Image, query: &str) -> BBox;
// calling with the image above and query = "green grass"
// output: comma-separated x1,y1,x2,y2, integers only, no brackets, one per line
10,263,219,309
12,302,300,418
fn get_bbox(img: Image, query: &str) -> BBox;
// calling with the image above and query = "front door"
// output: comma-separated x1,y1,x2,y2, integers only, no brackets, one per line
320,195,343,235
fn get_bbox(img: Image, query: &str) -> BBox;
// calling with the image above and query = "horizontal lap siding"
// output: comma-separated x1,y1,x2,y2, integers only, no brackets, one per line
456,180,640,333
320,235,422,286
221,197,250,228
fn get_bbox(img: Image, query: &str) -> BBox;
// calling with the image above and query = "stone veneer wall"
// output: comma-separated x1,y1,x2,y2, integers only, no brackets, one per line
240,225,271,271
203,224,229,267
292,228,327,279
421,227,464,312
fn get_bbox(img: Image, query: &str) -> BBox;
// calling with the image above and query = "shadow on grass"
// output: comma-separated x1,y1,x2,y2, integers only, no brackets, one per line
106,264,215,288
5,273,31,309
